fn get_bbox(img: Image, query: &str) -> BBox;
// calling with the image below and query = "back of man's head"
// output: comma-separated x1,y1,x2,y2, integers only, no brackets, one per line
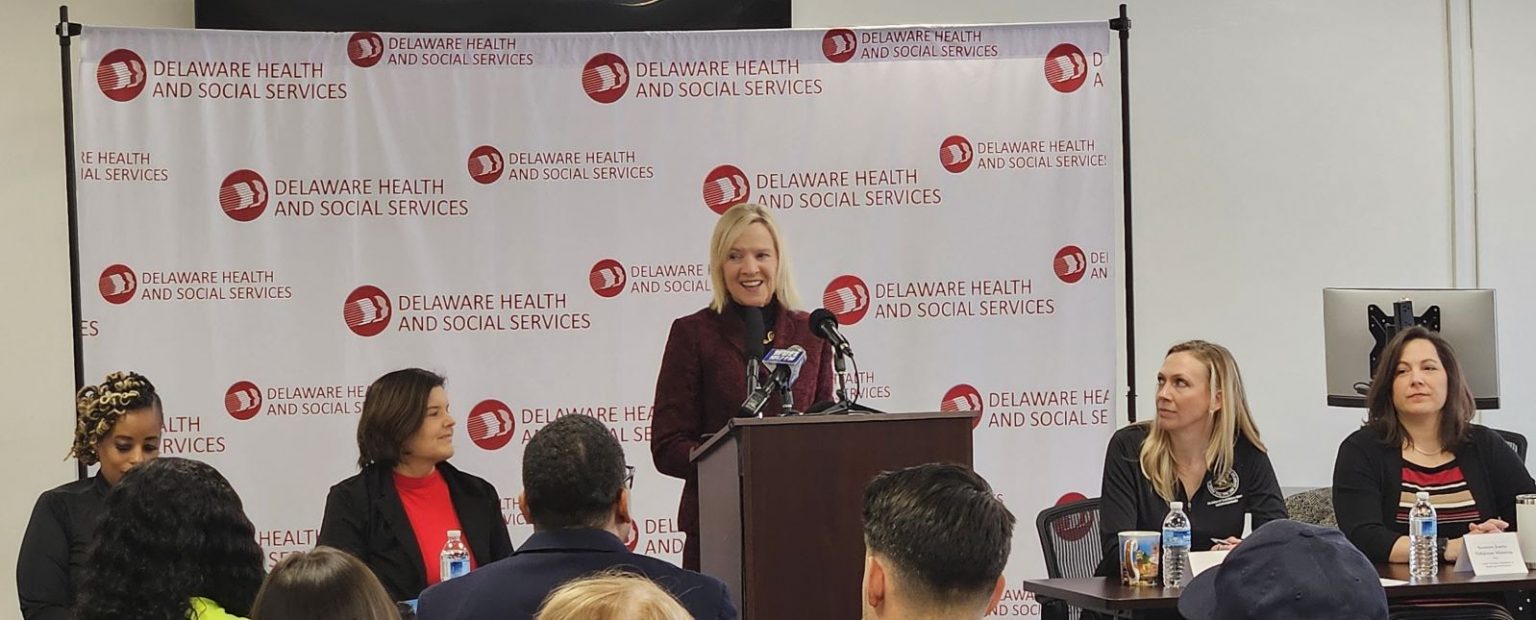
523,414,627,530
861,463,1015,617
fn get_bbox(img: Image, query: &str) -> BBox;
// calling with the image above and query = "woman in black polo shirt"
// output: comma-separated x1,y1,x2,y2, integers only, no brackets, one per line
1096,340,1287,578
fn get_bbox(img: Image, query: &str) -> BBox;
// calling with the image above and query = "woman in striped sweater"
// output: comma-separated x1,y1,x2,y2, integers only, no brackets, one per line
1333,326,1536,565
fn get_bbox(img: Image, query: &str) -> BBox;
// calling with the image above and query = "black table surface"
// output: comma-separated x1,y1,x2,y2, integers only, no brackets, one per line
1019,564,1536,613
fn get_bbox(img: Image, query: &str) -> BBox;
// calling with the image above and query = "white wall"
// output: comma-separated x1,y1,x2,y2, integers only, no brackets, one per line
0,3,193,619
796,0,1467,489
1472,2,1536,446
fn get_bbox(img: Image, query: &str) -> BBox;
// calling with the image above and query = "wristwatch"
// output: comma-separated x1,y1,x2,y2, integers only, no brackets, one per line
1437,536,1450,563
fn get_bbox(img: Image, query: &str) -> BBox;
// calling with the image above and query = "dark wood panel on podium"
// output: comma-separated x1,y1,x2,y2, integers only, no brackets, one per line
690,411,976,620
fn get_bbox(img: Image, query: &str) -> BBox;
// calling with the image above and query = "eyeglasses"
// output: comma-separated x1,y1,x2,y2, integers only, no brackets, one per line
624,465,636,489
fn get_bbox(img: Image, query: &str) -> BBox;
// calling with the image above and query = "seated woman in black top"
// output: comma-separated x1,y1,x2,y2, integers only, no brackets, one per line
1333,326,1536,564
318,368,514,602
17,371,162,620
1097,341,1287,577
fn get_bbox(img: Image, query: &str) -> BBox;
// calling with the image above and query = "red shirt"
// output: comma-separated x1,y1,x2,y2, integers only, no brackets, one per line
393,467,474,586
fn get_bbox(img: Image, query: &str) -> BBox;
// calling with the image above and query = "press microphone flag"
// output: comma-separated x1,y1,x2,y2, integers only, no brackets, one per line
739,345,806,417
762,345,806,388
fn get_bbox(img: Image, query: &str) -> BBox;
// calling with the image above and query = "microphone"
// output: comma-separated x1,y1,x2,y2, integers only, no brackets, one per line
809,308,854,358
742,306,766,360
738,345,807,417
741,306,766,395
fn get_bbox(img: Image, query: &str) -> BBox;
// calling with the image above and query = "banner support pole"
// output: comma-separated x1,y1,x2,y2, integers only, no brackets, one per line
1109,4,1137,423
57,5,87,479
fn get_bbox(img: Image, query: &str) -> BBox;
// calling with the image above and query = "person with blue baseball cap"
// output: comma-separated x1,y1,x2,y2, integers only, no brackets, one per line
1178,519,1388,620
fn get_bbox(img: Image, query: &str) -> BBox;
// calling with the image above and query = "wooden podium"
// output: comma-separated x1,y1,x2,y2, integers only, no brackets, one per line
690,411,976,619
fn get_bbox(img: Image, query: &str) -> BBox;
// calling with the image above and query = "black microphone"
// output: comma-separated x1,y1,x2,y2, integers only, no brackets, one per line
742,306,766,361
809,308,853,358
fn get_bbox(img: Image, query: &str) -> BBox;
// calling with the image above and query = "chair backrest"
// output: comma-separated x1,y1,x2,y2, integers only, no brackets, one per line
1285,487,1336,527
1493,428,1528,463
1035,497,1102,580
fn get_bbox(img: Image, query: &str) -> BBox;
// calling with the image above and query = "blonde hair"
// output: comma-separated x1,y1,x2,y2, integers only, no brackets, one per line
1139,340,1266,502
708,202,800,312
535,571,691,620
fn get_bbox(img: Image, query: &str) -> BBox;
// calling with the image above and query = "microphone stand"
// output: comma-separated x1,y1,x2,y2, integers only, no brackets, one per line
739,358,762,418
780,376,798,415
833,354,850,404
808,349,883,415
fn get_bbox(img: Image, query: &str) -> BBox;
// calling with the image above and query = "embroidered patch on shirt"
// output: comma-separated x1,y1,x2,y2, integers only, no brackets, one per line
1207,469,1240,500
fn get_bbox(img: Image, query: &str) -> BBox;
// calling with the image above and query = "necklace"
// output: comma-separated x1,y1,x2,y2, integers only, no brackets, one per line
1408,443,1443,457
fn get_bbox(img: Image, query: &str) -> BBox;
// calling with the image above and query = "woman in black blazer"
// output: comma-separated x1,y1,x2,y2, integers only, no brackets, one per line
1333,326,1536,564
319,368,513,602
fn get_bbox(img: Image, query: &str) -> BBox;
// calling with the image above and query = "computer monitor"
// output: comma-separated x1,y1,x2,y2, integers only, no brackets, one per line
1322,288,1499,409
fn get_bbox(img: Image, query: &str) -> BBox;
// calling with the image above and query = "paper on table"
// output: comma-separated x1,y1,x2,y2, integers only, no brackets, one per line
1379,578,1408,586
1188,550,1228,577
1455,532,1528,575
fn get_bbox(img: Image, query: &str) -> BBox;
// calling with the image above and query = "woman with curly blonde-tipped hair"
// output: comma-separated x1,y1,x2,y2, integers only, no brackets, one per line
536,571,691,620
17,371,164,619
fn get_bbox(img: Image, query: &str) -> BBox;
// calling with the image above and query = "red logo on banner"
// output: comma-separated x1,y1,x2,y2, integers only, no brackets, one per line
624,522,640,551
99,264,138,305
939,135,974,174
343,285,392,337
589,259,627,298
1054,245,1087,284
467,146,504,185
225,381,263,421
1051,492,1095,541
219,170,270,222
822,29,857,63
582,53,630,104
940,384,984,429
823,275,871,326
1044,43,1089,93
348,32,385,68
702,165,750,214
97,49,148,102
467,399,515,451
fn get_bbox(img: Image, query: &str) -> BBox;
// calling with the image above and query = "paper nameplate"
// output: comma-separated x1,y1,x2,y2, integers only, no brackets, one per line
1453,532,1528,575
1188,550,1228,577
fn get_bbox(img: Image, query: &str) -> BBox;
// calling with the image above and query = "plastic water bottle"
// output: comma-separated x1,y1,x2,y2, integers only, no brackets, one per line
440,530,470,581
1162,501,1192,589
1409,491,1438,580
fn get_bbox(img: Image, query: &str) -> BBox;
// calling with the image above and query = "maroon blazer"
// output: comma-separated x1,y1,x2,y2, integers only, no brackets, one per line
649,304,835,568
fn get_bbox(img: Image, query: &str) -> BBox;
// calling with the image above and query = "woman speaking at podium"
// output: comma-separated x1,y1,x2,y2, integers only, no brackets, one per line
650,202,834,570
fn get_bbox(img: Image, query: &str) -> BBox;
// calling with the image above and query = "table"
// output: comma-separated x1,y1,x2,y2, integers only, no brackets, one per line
1019,565,1536,618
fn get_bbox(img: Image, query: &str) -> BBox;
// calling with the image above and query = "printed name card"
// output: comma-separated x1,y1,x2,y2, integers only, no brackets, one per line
1454,532,1528,575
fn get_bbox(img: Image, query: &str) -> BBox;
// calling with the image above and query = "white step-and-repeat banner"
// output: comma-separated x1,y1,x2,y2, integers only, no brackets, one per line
77,22,1114,617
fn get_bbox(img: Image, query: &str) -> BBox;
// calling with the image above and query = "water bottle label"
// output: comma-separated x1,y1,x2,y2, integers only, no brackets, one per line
1414,517,1436,539
444,558,469,579
1163,529,1191,548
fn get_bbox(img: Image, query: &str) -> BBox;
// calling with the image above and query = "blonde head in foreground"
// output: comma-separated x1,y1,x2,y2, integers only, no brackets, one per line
536,570,691,620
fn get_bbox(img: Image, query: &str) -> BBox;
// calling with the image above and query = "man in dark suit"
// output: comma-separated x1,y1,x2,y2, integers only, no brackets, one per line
415,414,737,620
